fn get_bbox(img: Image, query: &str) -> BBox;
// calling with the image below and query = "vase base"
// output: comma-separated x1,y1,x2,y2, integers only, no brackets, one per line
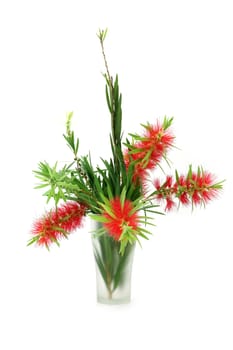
97,296,131,305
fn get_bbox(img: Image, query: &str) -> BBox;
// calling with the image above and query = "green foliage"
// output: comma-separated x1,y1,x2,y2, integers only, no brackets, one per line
162,116,174,130
32,29,223,259
63,112,79,159
30,29,224,301
32,30,164,256
33,162,72,205
97,28,108,42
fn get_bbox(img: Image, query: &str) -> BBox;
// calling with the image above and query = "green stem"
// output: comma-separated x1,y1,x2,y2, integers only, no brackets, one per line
99,36,115,143
106,271,113,299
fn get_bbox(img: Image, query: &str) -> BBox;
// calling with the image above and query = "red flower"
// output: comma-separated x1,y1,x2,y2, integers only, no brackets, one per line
165,197,175,211
153,169,221,211
164,175,173,188
102,198,139,241
141,123,174,166
124,152,148,182
30,202,86,248
179,192,189,205
124,121,174,182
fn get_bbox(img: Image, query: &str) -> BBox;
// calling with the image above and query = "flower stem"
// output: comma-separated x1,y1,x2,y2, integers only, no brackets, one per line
106,266,113,299
98,32,115,140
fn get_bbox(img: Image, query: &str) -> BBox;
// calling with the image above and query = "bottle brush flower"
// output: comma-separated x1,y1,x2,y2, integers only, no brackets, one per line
28,29,224,255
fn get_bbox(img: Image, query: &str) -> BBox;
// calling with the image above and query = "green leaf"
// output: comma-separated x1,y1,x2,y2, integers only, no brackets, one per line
187,165,193,179
106,183,114,200
162,116,174,130
27,236,39,246
137,227,153,235
98,202,116,219
105,84,112,113
137,231,150,240
175,169,179,183
34,183,50,189
102,28,108,41
89,214,109,223
66,111,74,135
120,186,127,208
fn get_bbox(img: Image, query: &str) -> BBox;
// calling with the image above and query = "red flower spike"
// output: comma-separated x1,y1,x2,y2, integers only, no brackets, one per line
152,169,221,210
102,198,139,241
124,120,174,182
30,202,86,248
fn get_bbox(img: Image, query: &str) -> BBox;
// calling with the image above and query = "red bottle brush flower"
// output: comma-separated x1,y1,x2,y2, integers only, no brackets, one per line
28,202,86,248
124,117,175,182
153,167,223,211
101,197,139,241
91,191,155,255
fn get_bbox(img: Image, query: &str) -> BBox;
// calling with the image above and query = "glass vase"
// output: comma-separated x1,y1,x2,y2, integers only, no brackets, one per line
92,224,135,305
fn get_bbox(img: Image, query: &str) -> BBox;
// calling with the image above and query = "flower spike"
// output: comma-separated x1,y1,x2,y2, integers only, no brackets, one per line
153,167,223,210
28,202,86,249
124,116,175,182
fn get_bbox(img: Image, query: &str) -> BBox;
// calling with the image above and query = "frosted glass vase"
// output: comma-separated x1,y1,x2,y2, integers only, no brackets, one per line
92,228,135,305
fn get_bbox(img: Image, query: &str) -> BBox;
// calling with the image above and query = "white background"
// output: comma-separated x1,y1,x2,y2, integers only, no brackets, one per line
0,0,232,349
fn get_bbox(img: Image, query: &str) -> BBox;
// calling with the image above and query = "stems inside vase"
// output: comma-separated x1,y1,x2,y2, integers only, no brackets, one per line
92,231,135,304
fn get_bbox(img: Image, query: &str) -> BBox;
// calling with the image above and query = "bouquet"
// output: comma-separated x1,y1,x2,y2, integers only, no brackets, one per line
28,29,223,304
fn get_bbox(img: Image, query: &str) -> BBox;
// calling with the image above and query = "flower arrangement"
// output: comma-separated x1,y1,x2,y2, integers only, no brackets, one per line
28,30,223,303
